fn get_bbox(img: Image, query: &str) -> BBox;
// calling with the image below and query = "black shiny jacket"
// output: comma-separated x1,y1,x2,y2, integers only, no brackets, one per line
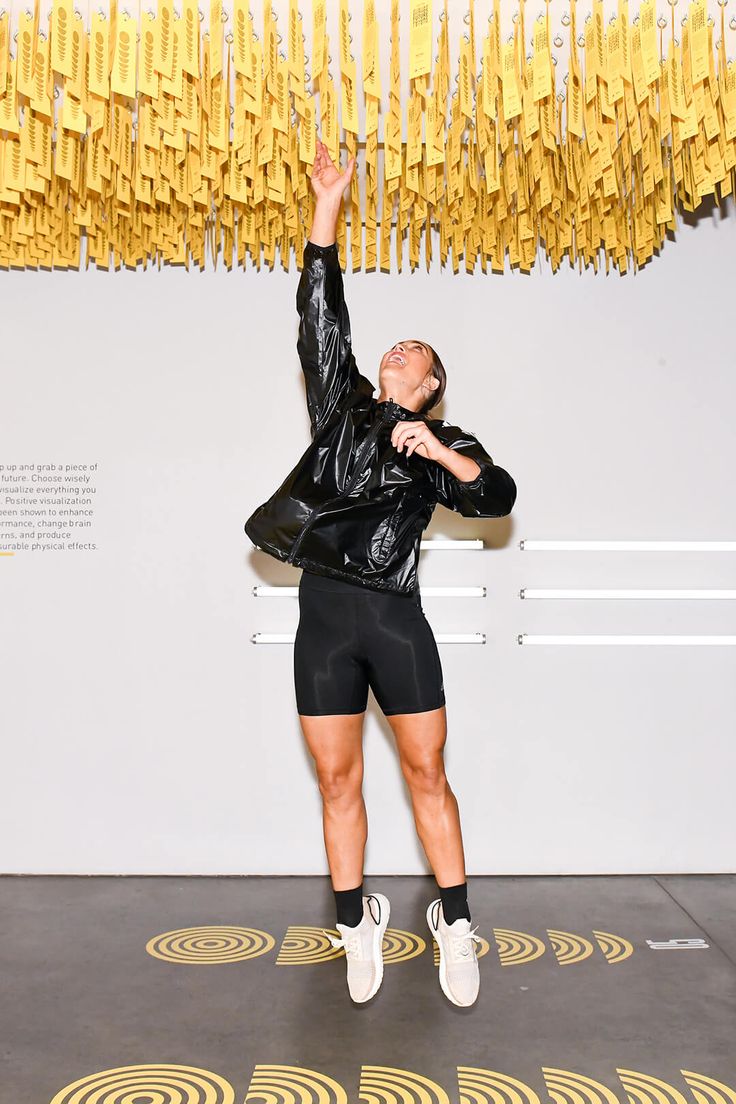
244,239,517,596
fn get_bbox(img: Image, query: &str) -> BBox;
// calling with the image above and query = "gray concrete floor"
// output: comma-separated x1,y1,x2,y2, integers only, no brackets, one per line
1,874,735,1102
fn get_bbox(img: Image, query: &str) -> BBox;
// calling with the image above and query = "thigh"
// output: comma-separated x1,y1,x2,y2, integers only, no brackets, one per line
293,580,370,717
299,712,366,782
385,704,448,773
361,593,446,717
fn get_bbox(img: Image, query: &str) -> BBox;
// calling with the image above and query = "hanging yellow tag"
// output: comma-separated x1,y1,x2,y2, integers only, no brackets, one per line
111,11,138,98
363,1,380,98
87,11,111,100
15,11,36,101
689,0,708,88
60,90,86,134
607,16,623,103
49,0,75,80
339,0,357,82
136,13,158,98
459,34,473,119
409,0,432,82
154,0,175,80
584,16,597,104
29,32,53,117
406,88,421,166
313,1,326,81
161,15,184,99
272,55,289,132
502,40,521,121
638,0,659,87
532,16,551,103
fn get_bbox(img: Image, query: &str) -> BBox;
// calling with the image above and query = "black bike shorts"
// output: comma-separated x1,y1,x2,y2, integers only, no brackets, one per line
294,569,446,717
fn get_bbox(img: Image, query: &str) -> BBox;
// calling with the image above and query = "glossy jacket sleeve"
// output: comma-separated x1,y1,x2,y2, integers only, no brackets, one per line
428,423,517,518
296,240,368,436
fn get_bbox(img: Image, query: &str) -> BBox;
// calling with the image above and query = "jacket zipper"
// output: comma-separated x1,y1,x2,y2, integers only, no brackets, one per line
286,407,391,564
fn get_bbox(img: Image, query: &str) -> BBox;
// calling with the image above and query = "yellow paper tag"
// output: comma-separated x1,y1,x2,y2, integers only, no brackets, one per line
154,0,175,80
161,15,184,99
111,11,138,98
532,16,551,103
502,40,521,121
409,0,432,81
607,16,624,104
689,0,708,88
638,0,660,87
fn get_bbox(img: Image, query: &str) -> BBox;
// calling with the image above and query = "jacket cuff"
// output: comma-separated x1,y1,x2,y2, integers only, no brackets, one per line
305,240,338,258
453,462,486,488
450,459,517,517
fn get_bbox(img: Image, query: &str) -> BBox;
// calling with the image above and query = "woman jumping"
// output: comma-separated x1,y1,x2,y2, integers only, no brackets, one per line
244,140,517,1007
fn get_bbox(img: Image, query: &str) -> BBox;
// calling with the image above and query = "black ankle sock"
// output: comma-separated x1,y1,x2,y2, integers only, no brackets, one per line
438,881,471,924
334,882,364,927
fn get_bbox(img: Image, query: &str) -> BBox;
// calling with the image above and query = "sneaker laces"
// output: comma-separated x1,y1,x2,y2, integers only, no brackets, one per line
323,928,362,959
451,925,482,959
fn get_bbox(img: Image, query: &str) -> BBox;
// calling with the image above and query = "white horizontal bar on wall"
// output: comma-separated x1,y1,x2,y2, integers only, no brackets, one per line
520,589,736,600
253,585,487,598
421,538,484,550
248,538,483,554
252,632,486,644
518,634,736,645
520,540,736,551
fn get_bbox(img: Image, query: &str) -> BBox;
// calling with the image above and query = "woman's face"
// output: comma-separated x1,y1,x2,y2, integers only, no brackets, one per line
379,339,437,406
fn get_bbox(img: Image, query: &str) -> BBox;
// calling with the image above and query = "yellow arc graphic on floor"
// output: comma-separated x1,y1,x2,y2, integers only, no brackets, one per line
49,1063,236,1104
145,925,634,965
48,1064,736,1104
145,925,275,963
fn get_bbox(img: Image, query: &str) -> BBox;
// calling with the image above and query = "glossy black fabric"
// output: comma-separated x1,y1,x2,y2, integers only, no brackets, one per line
244,239,517,597
293,568,445,717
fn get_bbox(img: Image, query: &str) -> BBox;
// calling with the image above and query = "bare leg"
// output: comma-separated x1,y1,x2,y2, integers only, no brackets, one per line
385,705,466,886
299,711,368,890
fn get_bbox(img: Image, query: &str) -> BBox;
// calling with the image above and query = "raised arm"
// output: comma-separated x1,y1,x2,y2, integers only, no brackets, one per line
297,238,362,436
428,422,517,518
296,141,371,437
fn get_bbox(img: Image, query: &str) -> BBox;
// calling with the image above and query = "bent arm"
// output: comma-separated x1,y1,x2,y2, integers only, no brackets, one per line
428,422,517,518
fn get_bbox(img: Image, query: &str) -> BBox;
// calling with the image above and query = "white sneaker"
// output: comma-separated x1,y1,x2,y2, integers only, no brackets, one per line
426,897,482,1007
323,892,390,1003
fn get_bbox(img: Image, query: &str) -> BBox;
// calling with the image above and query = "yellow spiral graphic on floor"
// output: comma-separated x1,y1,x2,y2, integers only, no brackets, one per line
457,1067,543,1104
680,1069,736,1104
382,928,427,963
547,930,596,965
276,926,346,964
146,926,275,963
49,1063,235,1104
593,930,635,964
432,935,491,967
543,1068,621,1104
359,1065,450,1104
493,929,547,966
244,1064,347,1104
617,1069,689,1104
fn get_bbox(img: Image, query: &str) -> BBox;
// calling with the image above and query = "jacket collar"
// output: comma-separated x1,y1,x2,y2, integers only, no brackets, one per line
375,397,426,421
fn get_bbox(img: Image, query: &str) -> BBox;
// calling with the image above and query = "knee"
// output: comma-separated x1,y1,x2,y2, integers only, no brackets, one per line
401,756,447,798
316,765,363,805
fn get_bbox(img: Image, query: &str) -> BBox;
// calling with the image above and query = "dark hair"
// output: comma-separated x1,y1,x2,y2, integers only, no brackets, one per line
418,342,447,416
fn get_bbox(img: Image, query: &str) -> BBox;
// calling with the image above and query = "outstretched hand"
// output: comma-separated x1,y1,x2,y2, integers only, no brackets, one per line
310,139,356,204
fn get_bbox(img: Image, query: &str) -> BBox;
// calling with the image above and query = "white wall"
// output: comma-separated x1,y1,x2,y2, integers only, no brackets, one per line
2,198,735,875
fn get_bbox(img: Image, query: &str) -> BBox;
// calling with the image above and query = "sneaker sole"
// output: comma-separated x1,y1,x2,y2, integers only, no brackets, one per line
426,898,476,1008
352,892,391,1003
